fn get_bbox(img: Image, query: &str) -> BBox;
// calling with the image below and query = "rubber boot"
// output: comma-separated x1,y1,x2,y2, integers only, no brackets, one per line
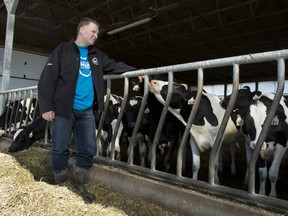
71,165,96,203
53,168,69,184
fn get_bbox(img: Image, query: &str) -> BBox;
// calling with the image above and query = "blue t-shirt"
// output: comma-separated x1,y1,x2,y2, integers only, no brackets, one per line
73,46,94,110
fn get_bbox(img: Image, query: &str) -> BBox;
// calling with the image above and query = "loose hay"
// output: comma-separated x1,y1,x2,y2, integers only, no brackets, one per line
0,146,177,216
0,153,126,216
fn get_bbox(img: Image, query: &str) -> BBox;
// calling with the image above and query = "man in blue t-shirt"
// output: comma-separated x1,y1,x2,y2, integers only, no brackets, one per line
38,17,143,203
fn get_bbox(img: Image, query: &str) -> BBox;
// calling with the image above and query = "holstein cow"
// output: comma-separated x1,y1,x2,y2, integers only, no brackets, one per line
9,116,47,152
132,79,186,172
122,95,152,166
0,98,39,130
148,79,238,183
222,86,288,197
95,94,123,160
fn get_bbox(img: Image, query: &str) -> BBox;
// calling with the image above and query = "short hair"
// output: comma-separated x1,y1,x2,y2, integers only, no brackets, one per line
77,17,100,35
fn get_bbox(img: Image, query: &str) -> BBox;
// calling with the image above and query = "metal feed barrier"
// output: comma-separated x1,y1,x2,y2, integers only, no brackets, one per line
1,49,288,213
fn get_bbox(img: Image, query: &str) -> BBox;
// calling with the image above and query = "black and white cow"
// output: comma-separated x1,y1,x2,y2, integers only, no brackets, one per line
222,86,288,197
8,116,47,152
148,79,239,183
122,95,152,166
132,79,187,172
95,94,123,160
0,98,39,130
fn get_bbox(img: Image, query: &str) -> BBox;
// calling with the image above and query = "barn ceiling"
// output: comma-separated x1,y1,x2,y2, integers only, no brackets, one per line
1,0,288,85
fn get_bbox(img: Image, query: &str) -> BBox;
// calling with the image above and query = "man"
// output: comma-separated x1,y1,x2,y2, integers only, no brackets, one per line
38,17,140,202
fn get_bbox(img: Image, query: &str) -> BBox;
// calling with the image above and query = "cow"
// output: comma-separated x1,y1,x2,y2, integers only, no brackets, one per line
148,79,239,183
122,95,152,166
132,78,190,172
222,86,288,197
8,116,47,152
0,98,39,133
95,94,124,160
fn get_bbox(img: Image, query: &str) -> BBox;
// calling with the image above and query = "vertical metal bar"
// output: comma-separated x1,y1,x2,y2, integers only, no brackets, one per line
18,91,27,127
12,91,22,131
0,0,19,114
32,99,39,121
176,68,203,177
8,92,17,133
24,89,34,125
128,75,149,165
248,58,285,195
4,93,12,132
110,77,129,160
208,64,239,185
151,72,174,171
96,79,111,156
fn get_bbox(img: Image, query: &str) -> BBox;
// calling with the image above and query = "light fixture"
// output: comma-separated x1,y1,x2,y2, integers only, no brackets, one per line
107,17,153,35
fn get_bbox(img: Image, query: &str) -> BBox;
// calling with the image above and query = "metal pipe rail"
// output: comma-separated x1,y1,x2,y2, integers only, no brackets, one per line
98,49,288,209
177,68,203,177
128,75,149,165
0,86,38,137
209,64,240,185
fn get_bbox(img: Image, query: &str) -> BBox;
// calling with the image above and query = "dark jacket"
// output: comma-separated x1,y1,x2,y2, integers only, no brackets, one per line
38,40,136,116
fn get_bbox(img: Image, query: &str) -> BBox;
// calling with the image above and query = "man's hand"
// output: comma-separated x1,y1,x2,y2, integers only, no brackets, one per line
42,111,55,122
138,75,145,83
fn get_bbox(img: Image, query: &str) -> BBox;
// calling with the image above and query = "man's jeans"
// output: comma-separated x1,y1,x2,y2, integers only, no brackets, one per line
50,109,96,171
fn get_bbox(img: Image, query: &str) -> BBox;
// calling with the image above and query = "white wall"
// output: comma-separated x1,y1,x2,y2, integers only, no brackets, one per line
205,81,288,97
0,48,48,89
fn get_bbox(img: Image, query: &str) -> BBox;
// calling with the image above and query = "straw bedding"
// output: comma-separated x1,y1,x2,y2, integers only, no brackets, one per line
0,152,126,216
0,146,176,216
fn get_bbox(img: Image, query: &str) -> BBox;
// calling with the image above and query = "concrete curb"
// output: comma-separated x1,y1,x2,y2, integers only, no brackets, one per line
88,164,282,216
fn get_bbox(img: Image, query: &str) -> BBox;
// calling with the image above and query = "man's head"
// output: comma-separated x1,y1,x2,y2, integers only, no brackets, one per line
75,17,100,47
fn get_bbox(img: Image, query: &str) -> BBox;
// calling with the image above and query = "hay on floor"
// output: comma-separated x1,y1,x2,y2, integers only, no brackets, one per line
0,146,176,216
0,152,126,216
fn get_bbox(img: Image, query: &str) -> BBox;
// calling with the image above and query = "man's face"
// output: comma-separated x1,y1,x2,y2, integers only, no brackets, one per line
81,23,99,46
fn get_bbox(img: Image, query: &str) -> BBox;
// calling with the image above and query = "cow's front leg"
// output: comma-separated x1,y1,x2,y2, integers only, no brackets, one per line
258,157,267,195
268,144,287,197
190,136,200,179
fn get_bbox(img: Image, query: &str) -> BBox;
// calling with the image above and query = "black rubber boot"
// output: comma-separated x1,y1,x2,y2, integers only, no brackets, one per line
53,168,69,184
71,165,96,203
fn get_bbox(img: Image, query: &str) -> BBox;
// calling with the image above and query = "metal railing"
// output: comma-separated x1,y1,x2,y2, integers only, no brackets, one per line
0,86,38,136
1,49,288,212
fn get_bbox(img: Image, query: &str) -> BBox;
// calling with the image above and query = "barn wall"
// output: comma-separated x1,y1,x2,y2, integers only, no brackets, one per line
0,48,48,89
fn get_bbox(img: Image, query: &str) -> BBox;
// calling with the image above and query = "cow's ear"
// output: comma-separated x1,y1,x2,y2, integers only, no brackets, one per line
251,90,262,100
183,91,196,105
276,112,286,122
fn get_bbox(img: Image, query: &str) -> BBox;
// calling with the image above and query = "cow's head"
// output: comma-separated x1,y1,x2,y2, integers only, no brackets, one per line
221,86,262,111
8,127,34,152
123,96,150,136
8,116,47,153
149,80,188,109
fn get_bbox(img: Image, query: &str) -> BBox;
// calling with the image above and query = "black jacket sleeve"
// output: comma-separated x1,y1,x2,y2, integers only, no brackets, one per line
100,49,137,74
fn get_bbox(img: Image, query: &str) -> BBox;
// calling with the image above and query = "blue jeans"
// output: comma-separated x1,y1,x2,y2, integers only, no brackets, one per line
50,109,96,171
